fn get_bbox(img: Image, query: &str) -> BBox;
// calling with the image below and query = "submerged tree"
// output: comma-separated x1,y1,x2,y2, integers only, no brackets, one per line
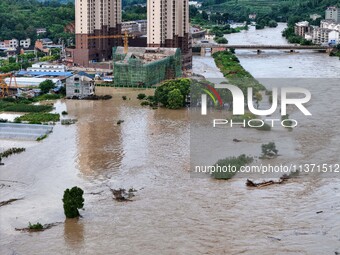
62,187,84,218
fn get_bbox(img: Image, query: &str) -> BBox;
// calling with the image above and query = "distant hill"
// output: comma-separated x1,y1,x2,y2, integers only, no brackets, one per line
200,0,340,22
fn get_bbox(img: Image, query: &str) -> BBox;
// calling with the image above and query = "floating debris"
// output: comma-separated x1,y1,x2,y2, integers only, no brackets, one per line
0,198,24,207
110,188,137,202
246,174,290,188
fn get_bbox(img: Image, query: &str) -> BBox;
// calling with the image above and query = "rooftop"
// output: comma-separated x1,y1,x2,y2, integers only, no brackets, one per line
114,46,179,64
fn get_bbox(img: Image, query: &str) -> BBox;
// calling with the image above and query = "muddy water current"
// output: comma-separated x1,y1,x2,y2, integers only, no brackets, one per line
1,23,340,255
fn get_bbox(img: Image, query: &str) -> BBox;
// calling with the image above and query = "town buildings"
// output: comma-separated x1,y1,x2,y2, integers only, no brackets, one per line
122,20,147,34
294,7,340,45
73,0,122,66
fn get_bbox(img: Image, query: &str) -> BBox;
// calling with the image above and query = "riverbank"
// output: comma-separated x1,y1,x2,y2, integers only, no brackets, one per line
212,50,266,93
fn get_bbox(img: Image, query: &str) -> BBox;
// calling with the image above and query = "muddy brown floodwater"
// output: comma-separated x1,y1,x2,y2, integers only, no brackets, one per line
1,23,340,255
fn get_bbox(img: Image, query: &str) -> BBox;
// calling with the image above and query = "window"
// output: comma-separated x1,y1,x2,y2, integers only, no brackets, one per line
74,89,80,93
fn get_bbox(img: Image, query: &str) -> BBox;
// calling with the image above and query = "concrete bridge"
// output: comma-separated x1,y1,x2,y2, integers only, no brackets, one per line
193,43,331,55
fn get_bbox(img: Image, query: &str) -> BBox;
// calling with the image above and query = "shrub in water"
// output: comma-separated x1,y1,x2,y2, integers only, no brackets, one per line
137,93,147,100
62,187,84,218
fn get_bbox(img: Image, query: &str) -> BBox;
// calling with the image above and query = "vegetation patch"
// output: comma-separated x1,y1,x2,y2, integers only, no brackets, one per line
15,113,60,124
137,93,147,100
36,135,48,142
0,148,26,159
154,78,191,109
4,104,53,113
35,94,63,101
15,222,62,232
260,142,279,159
211,154,253,180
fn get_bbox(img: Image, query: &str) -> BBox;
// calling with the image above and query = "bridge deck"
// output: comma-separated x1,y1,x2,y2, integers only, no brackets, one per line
194,44,329,50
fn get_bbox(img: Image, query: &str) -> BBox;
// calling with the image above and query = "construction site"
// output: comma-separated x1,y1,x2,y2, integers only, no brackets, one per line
0,73,18,98
112,46,182,87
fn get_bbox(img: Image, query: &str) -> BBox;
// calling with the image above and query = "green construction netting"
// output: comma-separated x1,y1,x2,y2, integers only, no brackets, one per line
112,47,182,87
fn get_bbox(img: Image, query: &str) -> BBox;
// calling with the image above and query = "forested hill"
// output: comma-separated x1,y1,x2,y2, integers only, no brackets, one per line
200,0,340,22
0,0,74,41
37,0,147,7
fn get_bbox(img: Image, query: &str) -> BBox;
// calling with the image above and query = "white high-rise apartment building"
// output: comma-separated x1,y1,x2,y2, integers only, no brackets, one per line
325,6,340,23
74,0,122,66
147,0,192,69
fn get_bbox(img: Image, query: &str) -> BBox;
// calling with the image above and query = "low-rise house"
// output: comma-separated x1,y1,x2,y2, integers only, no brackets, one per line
310,14,322,21
36,28,47,36
27,62,67,73
66,72,95,99
20,39,31,49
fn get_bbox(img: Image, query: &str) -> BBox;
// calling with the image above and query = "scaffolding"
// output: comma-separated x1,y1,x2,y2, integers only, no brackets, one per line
113,47,182,87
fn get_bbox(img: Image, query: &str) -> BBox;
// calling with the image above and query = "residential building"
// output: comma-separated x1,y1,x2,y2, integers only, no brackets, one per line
20,39,31,48
189,1,202,8
66,72,95,98
36,28,47,36
320,20,340,31
147,0,192,69
249,13,257,20
325,6,340,23
137,20,147,34
2,39,19,48
295,21,312,37
312,27,332,44
122,21,140,34
74,0,122,66
310,14,322,21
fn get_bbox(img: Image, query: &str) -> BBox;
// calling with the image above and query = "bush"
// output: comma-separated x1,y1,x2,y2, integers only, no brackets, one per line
28,222,43,230
141,101,150,106
211,155,253,180
122,96,127,101
167,89,184,109
261,142,278,158
137,93,147,100
62,187,84,218
215,37,228,44
62,111,68,115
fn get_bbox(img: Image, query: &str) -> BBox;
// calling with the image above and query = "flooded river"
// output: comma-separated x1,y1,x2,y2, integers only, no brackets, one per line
1,23,340,254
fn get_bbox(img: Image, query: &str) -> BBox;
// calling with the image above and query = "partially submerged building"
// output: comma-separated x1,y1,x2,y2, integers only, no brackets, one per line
66,72,95,99
113,46,182,87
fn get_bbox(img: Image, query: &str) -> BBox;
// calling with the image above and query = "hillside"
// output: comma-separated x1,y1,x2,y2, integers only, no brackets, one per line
200,0,340,21
0,0,74,42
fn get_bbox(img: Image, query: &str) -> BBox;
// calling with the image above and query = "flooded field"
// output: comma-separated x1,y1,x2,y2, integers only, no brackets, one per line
1,23,340,255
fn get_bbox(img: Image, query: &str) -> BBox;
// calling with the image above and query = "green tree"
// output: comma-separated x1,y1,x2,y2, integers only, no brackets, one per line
167,89,184,109
62,187,84,218
255,92,263,109
39,80,55,94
